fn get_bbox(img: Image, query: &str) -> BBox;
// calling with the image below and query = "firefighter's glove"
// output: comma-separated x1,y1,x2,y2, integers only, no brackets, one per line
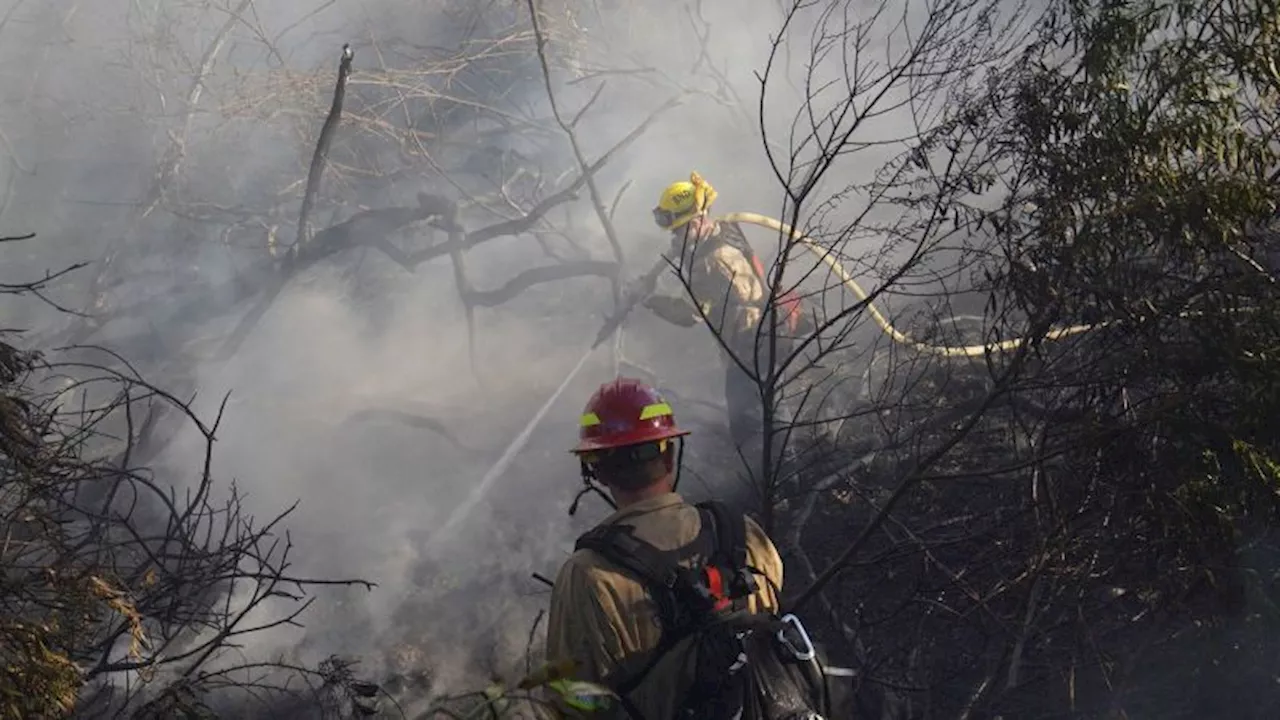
644,295,700,327
793,310,817,338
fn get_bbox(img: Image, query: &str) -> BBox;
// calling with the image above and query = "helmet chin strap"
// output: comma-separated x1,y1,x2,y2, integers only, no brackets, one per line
672,436,686,493
569,461,616,516
569,437,687,516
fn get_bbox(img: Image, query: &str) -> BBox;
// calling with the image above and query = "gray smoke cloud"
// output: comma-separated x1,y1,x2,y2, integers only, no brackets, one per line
0,0,964,704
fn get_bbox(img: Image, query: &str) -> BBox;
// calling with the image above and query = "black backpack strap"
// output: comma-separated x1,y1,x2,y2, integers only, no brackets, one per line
570,509,760,707
575,524,682,594
574,523,711,699
695,500,747,569
695,500,758,603
715,221,767,280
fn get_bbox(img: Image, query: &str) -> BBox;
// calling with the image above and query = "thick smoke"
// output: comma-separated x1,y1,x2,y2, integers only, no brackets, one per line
0,0,950,707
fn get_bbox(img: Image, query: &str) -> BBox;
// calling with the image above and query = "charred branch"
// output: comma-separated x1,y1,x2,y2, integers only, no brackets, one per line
291,44,355,255
464,260,617,307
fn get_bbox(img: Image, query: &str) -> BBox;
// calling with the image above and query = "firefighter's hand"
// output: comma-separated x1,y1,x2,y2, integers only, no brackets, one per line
793,310,817,337
644,295,699,327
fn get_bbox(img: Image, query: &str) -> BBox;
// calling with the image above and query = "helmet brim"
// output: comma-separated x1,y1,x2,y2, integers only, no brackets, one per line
570,427,691,454
655,207,700,232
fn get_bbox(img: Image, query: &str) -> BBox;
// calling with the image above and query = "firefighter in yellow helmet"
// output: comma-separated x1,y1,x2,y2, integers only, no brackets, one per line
643,172,809,453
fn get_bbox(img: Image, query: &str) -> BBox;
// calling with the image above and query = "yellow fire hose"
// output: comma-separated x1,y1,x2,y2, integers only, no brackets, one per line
719,212,1101,357
425,210,1105,553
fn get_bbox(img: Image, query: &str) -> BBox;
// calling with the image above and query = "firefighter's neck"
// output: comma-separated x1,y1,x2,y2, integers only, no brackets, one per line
608,475,675,509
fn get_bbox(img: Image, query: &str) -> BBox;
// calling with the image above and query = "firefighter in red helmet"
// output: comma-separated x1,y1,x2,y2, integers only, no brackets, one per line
544,378,786,719
571,377,690,454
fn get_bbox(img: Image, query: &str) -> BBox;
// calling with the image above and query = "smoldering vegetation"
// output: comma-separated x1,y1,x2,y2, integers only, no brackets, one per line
2,1,812,716
3,0,1280,718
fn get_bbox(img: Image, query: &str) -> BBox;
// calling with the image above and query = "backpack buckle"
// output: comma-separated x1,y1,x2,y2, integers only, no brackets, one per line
777,614,816,662
730,568,758,598
698,565,733,611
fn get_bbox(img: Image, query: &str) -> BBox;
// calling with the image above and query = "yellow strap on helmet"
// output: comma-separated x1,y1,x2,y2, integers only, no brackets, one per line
637,402,673,420
689,171,716,214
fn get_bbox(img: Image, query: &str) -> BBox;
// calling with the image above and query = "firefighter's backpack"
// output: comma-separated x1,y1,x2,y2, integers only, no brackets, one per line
575,499,829,720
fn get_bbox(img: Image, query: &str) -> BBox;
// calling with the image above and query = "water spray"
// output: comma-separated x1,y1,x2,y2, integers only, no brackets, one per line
423,214,1104,554
422,346,595,552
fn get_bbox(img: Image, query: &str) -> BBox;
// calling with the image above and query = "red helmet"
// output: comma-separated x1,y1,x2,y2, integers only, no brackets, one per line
571,378,691,454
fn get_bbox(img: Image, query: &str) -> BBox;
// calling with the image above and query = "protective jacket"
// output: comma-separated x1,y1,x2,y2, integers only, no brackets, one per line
644,220,802,360
545,492,784,719
642,221,806,450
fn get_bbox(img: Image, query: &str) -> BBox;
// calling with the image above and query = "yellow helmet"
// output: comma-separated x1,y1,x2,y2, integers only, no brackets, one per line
653,171,717,231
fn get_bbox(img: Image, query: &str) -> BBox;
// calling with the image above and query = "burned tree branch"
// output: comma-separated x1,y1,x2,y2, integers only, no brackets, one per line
465,260,618,307
2,330,371,717
212,199,447,362
404,95,682,267
525,0,627,299
290,43,355,256
0,233,90,315
79,0,253,329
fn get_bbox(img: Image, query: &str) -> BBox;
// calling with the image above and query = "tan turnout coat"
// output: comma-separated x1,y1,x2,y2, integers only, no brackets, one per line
545,492,784,719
